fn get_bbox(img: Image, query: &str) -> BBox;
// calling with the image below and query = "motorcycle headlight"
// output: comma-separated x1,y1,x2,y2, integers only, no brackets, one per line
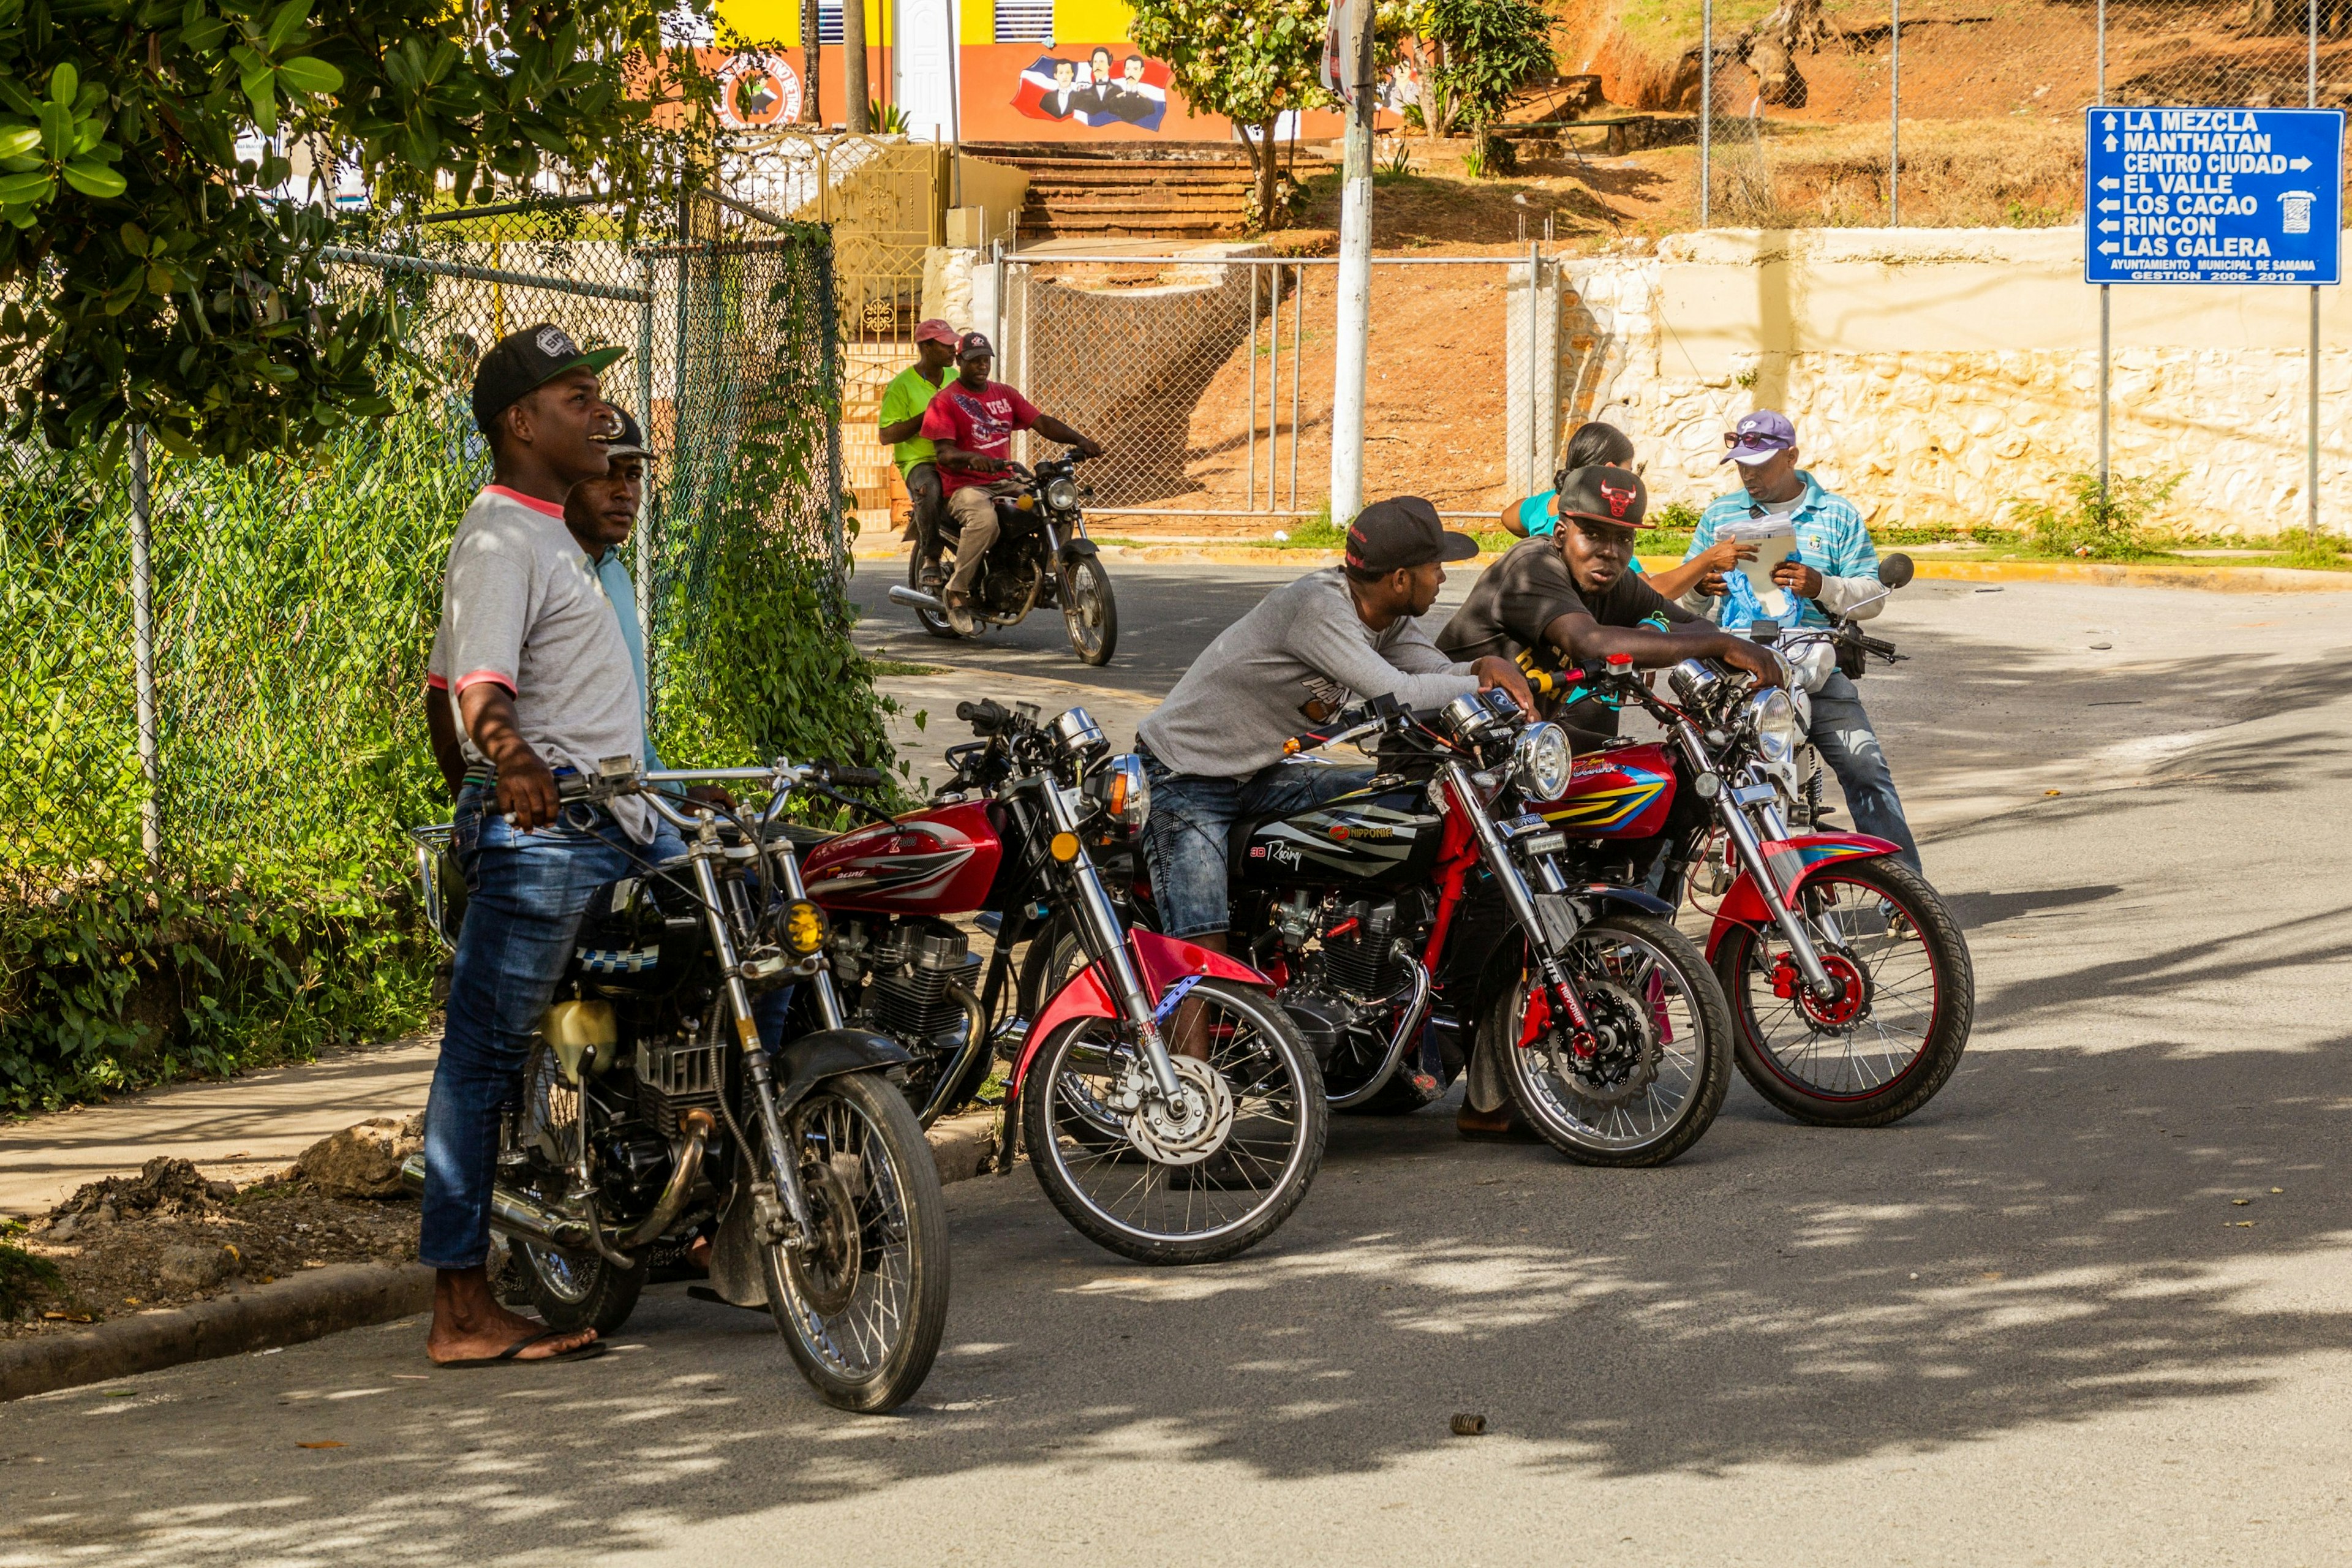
1747,687,1800,764
1084,753,1150,832
1510,722,1574,802
1044,476,1080,513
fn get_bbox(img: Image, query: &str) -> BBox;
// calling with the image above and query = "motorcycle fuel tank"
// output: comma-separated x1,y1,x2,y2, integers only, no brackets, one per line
1529,742,1676,840
1238,783,1441,890
801,801,1005,915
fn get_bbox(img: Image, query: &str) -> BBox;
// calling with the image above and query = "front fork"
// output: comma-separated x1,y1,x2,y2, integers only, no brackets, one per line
1439,761,1598,1044
1038,778,1187,1103
1668,718,1839,999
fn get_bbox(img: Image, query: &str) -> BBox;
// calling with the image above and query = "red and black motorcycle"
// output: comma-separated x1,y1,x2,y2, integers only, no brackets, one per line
798,699,1325,1264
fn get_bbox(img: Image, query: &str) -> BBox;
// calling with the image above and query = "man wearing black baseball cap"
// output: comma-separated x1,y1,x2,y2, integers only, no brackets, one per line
1135,496,1532,969
1435,464,1782,1142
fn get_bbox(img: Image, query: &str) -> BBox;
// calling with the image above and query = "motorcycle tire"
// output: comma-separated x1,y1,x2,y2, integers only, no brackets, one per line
515,1240,647,1336
1023,979,1325,1265
1060,554,1118,666
1487,913,1731,1168
761,1069,951,1413
908,550,958,640
1713,857,1974,1128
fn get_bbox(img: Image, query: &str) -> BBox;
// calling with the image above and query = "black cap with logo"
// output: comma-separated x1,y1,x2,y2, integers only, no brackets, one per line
470,322,627,439
1555,464,1650,528
957,331,994,360
597,405,655,462
1344,495,1481,575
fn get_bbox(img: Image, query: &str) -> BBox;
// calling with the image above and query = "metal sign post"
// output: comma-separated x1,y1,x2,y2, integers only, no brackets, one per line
2084,105,2343,529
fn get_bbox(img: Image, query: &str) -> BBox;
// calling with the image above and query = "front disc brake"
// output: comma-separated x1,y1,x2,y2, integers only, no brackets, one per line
1125,1057,1236,1167
1546,978,1660,1106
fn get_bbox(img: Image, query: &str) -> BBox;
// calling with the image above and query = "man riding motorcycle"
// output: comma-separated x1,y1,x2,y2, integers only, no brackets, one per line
919,331,1103,636
876,318,960,594
1682,410,1921,871
1434,464,1785,1140
1134,497,1535,972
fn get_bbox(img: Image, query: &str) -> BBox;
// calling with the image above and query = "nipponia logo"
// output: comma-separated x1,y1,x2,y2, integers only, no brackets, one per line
1599,479,1637,518
536,325,576,359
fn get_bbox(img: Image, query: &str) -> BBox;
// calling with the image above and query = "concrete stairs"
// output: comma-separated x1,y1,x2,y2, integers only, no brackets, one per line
960,142,1257,241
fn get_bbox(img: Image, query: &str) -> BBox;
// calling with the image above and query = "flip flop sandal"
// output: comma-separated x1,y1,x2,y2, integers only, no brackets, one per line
435,1330,608,1370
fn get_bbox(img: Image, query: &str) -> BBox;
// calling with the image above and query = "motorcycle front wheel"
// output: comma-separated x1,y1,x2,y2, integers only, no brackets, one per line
1060,554,1118,665
1488,913,1731,1167
1023,979,1325,1265
1714,858,1975,1127
760,1069,951,1412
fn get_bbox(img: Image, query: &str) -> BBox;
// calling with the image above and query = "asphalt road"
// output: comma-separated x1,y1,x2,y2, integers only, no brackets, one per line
9,573,2352,1567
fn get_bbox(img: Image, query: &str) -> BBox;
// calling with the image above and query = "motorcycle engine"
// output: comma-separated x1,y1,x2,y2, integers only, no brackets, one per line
859,918,982,1050
1316,894,1420,1000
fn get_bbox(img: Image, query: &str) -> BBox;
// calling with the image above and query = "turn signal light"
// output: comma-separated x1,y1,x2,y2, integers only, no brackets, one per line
782,899,829,956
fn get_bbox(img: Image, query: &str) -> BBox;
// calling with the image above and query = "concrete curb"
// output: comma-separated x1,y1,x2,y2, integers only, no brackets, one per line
850,541,2352,592
0,1109,1009,1402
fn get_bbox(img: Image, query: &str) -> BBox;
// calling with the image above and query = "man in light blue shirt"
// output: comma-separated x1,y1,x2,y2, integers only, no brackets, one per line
1683,410,1920,869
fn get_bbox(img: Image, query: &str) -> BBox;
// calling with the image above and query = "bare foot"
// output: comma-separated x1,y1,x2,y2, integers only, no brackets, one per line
425,1264,597,1364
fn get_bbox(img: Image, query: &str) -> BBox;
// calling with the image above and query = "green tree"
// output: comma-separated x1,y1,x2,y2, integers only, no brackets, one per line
0,0,714,463
1126,0,1330,227
1420,0,1553,173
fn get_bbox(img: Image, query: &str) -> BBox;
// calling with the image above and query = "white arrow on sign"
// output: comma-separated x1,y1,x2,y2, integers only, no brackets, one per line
2102,112,2118,130
2098,219,2120,232
2105,135,2118,151
2098,176,2121,190
2290,156,2313,170
2098,199,2120,212
2098,241,2120,254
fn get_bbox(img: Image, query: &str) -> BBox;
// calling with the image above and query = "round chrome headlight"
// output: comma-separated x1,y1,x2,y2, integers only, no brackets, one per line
1747,687,1800,763
1044,476,1080,513
1085,753,1150,831
1510,722,1575,802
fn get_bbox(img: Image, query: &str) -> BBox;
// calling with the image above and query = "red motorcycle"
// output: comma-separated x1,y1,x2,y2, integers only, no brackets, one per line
798,698,1325,1264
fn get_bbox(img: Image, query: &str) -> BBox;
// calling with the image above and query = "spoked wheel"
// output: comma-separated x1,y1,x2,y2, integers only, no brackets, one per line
908,548,958,639
1060,554,1118,665
1714,858,1974,1127
1022,979,1325,1264
760,1071,950,1412
1487,913,1731,1167
503,1045,646,1333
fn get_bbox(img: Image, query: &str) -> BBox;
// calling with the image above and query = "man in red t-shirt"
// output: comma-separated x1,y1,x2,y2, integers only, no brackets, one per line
919,331,1102,635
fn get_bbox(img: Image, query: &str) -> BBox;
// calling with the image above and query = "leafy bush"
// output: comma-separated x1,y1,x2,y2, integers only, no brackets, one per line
2008,470,2181,560
1654,499,1703,532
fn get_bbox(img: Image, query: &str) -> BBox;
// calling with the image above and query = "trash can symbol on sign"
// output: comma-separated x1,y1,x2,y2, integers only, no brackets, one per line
2282,190,2316,235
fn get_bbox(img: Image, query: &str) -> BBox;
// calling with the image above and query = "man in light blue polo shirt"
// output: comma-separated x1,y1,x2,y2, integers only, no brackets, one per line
1684,410,1920,870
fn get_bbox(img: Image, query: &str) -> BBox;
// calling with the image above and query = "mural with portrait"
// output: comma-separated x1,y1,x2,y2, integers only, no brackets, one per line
1012,48,1170,131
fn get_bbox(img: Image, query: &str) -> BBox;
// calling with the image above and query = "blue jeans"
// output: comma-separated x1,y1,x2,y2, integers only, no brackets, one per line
1807,673,1921,873
420,788,691,1271
1139,753,1375,938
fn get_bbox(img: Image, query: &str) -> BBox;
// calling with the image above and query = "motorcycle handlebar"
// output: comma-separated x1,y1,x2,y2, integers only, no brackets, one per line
957,698,1012,736
814,761,885,790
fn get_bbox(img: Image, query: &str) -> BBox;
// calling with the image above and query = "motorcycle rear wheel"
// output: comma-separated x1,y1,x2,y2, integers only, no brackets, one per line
908,549,958,639
1714,858,1974,1127
760,1069,951,1412
502,1044,647,1334
1489,913,1730,1167
1023,979,1325,1265
1060,554,1118,665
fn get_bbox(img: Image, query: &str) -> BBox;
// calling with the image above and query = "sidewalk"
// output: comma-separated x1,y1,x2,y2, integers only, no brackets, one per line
0,1035,441,1220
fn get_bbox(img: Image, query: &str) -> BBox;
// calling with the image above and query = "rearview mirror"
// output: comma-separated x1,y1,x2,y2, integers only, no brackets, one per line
1877,553,1915,590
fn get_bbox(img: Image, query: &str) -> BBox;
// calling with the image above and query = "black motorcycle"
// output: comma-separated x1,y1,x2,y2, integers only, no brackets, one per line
889,450,1119,666
402,757,950,1413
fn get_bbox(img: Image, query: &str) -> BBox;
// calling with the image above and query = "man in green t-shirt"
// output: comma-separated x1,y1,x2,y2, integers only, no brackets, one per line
878,318,961,590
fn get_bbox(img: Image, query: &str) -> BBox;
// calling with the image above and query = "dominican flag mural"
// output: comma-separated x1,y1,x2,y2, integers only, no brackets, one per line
1013,50,1172,132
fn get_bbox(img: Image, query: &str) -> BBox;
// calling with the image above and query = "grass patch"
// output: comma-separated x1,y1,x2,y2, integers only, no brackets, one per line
2261,533,2352,571
864,658,951,678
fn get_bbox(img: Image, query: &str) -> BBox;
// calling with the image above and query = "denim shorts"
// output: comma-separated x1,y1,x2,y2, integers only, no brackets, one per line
1138,751,1374,938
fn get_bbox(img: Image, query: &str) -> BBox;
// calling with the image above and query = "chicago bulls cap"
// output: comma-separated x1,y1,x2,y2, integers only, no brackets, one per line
1345,495,1480,574
1555,465,1650,528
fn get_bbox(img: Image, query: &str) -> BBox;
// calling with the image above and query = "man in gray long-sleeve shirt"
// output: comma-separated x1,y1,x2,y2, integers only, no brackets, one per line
1136,497,1532,949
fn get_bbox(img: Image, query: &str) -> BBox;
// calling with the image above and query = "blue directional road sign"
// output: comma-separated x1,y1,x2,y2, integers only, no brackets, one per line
2084,106,2344,285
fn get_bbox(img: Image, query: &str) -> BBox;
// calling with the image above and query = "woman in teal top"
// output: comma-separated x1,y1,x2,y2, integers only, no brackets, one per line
1499,421,1748,599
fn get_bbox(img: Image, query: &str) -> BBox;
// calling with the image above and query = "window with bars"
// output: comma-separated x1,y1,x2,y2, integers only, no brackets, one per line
818,0,842,43
993,0,1052,43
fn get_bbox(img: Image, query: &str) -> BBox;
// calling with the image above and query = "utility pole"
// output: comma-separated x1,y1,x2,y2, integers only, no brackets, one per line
1329,0,1376,526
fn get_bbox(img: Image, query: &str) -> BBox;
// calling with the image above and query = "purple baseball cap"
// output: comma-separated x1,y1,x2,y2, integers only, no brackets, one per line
1721,409,1797,466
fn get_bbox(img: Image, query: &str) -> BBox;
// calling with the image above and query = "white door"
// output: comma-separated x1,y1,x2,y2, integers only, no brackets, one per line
892,0,959,142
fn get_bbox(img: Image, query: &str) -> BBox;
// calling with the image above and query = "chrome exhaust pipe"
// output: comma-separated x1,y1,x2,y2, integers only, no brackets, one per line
621,1109,714,1249
888,584,945,612
398,1153,594,1252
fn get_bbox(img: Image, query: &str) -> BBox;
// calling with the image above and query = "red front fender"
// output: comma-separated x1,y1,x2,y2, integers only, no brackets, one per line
1009,931,1275,1096
1705,833,1904,960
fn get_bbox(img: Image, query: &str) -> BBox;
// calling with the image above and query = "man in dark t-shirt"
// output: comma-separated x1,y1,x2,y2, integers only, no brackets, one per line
1439,466,1779,748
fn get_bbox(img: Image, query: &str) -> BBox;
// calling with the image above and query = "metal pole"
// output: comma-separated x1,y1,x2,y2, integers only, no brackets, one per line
1700,0,1712,228
1247,263,1258,512
1889,0,1900,227
635,254,657,663
1270,263,1283,505
2098,284,2111,503
1330,0,1376,523
2310,0,2321,543
992,239,1006,354
2097,0,2105,99
1289,262,1303,508
129,426,160,873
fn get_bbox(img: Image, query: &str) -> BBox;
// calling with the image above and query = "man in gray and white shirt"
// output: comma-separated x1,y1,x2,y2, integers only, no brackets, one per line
1136,497,1532,952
